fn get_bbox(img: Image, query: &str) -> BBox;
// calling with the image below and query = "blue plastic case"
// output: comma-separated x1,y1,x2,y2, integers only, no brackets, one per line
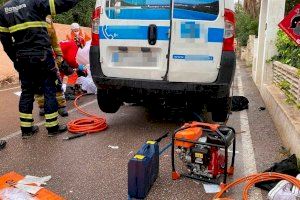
128,141,159,199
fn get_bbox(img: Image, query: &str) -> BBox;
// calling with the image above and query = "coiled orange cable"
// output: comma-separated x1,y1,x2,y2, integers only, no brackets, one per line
67,94,108,134
213,172,300,200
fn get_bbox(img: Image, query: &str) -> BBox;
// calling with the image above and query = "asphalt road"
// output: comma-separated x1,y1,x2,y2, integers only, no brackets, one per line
0,61,284,199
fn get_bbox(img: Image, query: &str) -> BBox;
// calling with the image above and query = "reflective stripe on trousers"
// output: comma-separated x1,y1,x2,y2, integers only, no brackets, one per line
17,51,59,132
35,92,66,108
20,112,33,127
45,112,58,127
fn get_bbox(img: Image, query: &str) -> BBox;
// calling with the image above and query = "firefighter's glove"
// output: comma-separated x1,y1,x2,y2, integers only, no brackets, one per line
76,65,88,77
55,55,63,68
60,60,74,76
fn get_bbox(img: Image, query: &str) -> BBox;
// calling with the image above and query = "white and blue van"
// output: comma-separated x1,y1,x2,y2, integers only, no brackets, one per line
90,0,236,122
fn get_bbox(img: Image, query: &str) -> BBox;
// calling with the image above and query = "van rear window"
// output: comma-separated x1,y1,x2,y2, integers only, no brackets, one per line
105,0,219,21
174,0,219,20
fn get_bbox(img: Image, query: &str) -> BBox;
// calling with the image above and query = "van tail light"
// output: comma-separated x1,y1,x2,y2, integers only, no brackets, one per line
91,6,101,46
223,9,235,51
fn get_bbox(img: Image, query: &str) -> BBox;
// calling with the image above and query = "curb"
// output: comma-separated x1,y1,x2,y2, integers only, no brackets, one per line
260,84,300,157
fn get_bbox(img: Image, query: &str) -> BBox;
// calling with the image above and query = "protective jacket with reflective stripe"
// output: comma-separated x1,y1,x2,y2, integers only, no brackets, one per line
0,0,78,59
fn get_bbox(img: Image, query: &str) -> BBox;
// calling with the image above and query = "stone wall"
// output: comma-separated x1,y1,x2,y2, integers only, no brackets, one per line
240,35,257,67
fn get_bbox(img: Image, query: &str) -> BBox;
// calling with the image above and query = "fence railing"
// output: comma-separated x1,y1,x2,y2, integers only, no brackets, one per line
273,61,300,102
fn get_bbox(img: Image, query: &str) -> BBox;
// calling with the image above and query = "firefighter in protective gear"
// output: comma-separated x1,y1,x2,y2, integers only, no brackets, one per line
35,15,68,117
0,0,78,138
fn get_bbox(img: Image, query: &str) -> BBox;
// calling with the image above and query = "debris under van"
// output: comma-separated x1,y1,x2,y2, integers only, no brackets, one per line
231,96,249,111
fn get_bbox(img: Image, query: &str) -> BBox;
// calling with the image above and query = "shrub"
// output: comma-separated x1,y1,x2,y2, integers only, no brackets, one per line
0,0,94,27
54,0,95,27
0,0,5,6
273,30,300,68
235,5,259,46
285,0,299,14
278,79,300,108
272,0,300,68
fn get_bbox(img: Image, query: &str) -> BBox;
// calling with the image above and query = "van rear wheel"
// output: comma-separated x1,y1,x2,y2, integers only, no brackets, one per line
97,89,121,113
211,97,231,122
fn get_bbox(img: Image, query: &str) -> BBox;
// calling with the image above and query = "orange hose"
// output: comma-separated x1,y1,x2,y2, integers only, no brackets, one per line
67,94,108,134
213,172,300,200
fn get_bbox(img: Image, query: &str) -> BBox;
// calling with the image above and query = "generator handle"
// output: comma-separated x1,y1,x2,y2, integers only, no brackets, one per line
182,122,220,132
155,132,169,143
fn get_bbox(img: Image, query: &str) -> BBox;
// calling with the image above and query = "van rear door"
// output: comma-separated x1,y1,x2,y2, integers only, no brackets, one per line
99,0,171,80
168,0,225,83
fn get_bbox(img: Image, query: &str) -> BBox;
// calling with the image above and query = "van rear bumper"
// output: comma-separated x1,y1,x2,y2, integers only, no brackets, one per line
90,46,235,99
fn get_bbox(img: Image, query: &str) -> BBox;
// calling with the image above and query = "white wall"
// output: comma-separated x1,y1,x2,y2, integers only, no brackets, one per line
253,0,286,88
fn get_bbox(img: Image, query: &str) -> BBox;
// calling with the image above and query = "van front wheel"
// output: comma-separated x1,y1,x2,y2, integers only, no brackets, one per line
97,89,121,113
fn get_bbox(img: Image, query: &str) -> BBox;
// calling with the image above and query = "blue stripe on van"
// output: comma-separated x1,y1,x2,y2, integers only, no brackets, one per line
173,54,214,61
100,25,169,40
105,8,218,21
207,28,224,42
99,26,224,43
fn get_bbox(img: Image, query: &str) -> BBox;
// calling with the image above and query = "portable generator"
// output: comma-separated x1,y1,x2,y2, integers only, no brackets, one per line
171,122,236,184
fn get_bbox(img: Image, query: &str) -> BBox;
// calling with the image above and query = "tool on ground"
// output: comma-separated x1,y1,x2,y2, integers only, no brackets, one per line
172,122,236,184
0,140,6,150
63,133,87,140
213,172,300,200
128,132,169,199
259,106,266,111
67,93,107,134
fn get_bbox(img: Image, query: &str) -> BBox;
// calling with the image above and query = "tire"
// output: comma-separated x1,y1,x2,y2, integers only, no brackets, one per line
97,89,121,113
211,97,231,122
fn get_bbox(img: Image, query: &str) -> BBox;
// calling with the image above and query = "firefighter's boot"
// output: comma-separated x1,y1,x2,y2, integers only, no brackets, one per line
58,107,68,117
48,124,67,137
22,125,39,139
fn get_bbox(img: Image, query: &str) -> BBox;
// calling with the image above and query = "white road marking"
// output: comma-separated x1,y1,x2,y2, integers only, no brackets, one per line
220,148,240,154
0,99,97,141
14,91,21,96
0,86,20,92
236,63,263,200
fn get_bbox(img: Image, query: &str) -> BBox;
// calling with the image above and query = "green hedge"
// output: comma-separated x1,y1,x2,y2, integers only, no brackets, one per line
0,0,6,6
0,0,95,27
285,0,299,14
273,0,300,68
54,0,95,27
235,5,259,46
273,30,300,68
